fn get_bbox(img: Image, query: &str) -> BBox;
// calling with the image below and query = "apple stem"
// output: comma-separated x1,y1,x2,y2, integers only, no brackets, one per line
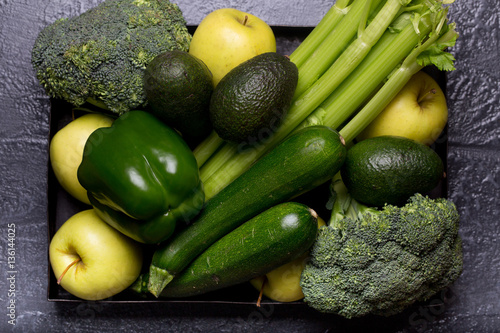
57,258,81,285
242,15,248,26
256,275,267,307
417,88,436,104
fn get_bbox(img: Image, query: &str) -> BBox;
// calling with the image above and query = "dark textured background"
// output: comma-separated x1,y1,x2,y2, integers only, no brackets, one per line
1,0,499,332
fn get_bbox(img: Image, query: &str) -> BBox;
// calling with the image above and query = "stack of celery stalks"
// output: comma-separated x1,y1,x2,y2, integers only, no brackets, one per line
194,0,457,199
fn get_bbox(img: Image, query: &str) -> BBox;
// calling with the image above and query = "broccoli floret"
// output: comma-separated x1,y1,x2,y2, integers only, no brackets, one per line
31,0,191,114
300,176,463,318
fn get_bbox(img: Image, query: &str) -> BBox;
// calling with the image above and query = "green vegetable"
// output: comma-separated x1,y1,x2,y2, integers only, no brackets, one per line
341,135,444,206
299,176,463,318
77,110,204,244
288,0,352,68
144,50,213,141
159,202,319,298
292,0,385,99
209,52,298,144
194,0,458,200
148,125,346,297
191,0,354,168
31,0,191,115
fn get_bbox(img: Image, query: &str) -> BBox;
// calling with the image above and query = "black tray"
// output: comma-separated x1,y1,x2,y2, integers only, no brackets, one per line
46,26,449,304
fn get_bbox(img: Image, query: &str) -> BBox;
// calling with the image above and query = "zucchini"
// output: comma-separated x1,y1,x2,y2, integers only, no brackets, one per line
148,125,346,296
160,202,319,298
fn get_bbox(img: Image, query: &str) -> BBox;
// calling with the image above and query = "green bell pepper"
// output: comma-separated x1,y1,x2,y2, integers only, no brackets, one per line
77,110,205,244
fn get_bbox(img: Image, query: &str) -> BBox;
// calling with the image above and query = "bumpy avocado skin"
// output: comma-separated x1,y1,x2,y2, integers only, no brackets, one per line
341,135,444,207
144,50,214,142
209,52,299,144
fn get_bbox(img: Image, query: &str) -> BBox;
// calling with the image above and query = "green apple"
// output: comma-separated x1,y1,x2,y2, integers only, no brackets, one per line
250,217,326,303
357,71,448,146
250,253,308,303
50,113,114,204
189,8,276,87
49,209,143,300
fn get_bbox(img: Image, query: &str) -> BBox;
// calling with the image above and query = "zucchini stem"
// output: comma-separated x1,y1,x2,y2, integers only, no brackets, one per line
148,265,174,298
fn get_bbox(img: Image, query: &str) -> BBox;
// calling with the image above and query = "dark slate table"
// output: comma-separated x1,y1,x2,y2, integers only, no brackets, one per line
1,1,499,332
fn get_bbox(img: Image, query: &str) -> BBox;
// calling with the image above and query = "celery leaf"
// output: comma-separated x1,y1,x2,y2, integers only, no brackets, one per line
417,33,458,71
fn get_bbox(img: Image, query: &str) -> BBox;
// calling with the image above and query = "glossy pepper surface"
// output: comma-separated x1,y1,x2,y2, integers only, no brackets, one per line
77,110,205,244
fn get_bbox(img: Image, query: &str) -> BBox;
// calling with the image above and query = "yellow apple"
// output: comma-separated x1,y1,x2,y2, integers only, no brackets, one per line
49,209,143,300
357,71,448,145
50,113,114,204
188,8,276,87
250,217,326,303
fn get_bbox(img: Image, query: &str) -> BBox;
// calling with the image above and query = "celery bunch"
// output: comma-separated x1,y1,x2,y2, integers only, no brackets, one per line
195,0,458,200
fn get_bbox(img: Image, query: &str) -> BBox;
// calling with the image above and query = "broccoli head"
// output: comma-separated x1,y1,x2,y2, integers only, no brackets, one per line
31,0,191,114
300,177,463,318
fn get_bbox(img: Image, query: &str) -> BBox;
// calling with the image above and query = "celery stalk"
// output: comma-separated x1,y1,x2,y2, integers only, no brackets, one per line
201,0,410,199
300,9,435,132
193,131,223,168
199,141,240,182
290,0,353,68
293,0,384,98
200,139,263,195
289,0,407,115
194,0,352,169
340,19,458,142
200,0,457,200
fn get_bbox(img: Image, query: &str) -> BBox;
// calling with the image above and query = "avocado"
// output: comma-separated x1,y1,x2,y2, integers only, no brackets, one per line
209,52,298,143
341,135,444,207
143,50,213,142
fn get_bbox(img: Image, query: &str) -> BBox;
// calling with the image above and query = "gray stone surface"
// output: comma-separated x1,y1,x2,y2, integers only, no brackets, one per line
174,0,333,26
0,0,499,332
